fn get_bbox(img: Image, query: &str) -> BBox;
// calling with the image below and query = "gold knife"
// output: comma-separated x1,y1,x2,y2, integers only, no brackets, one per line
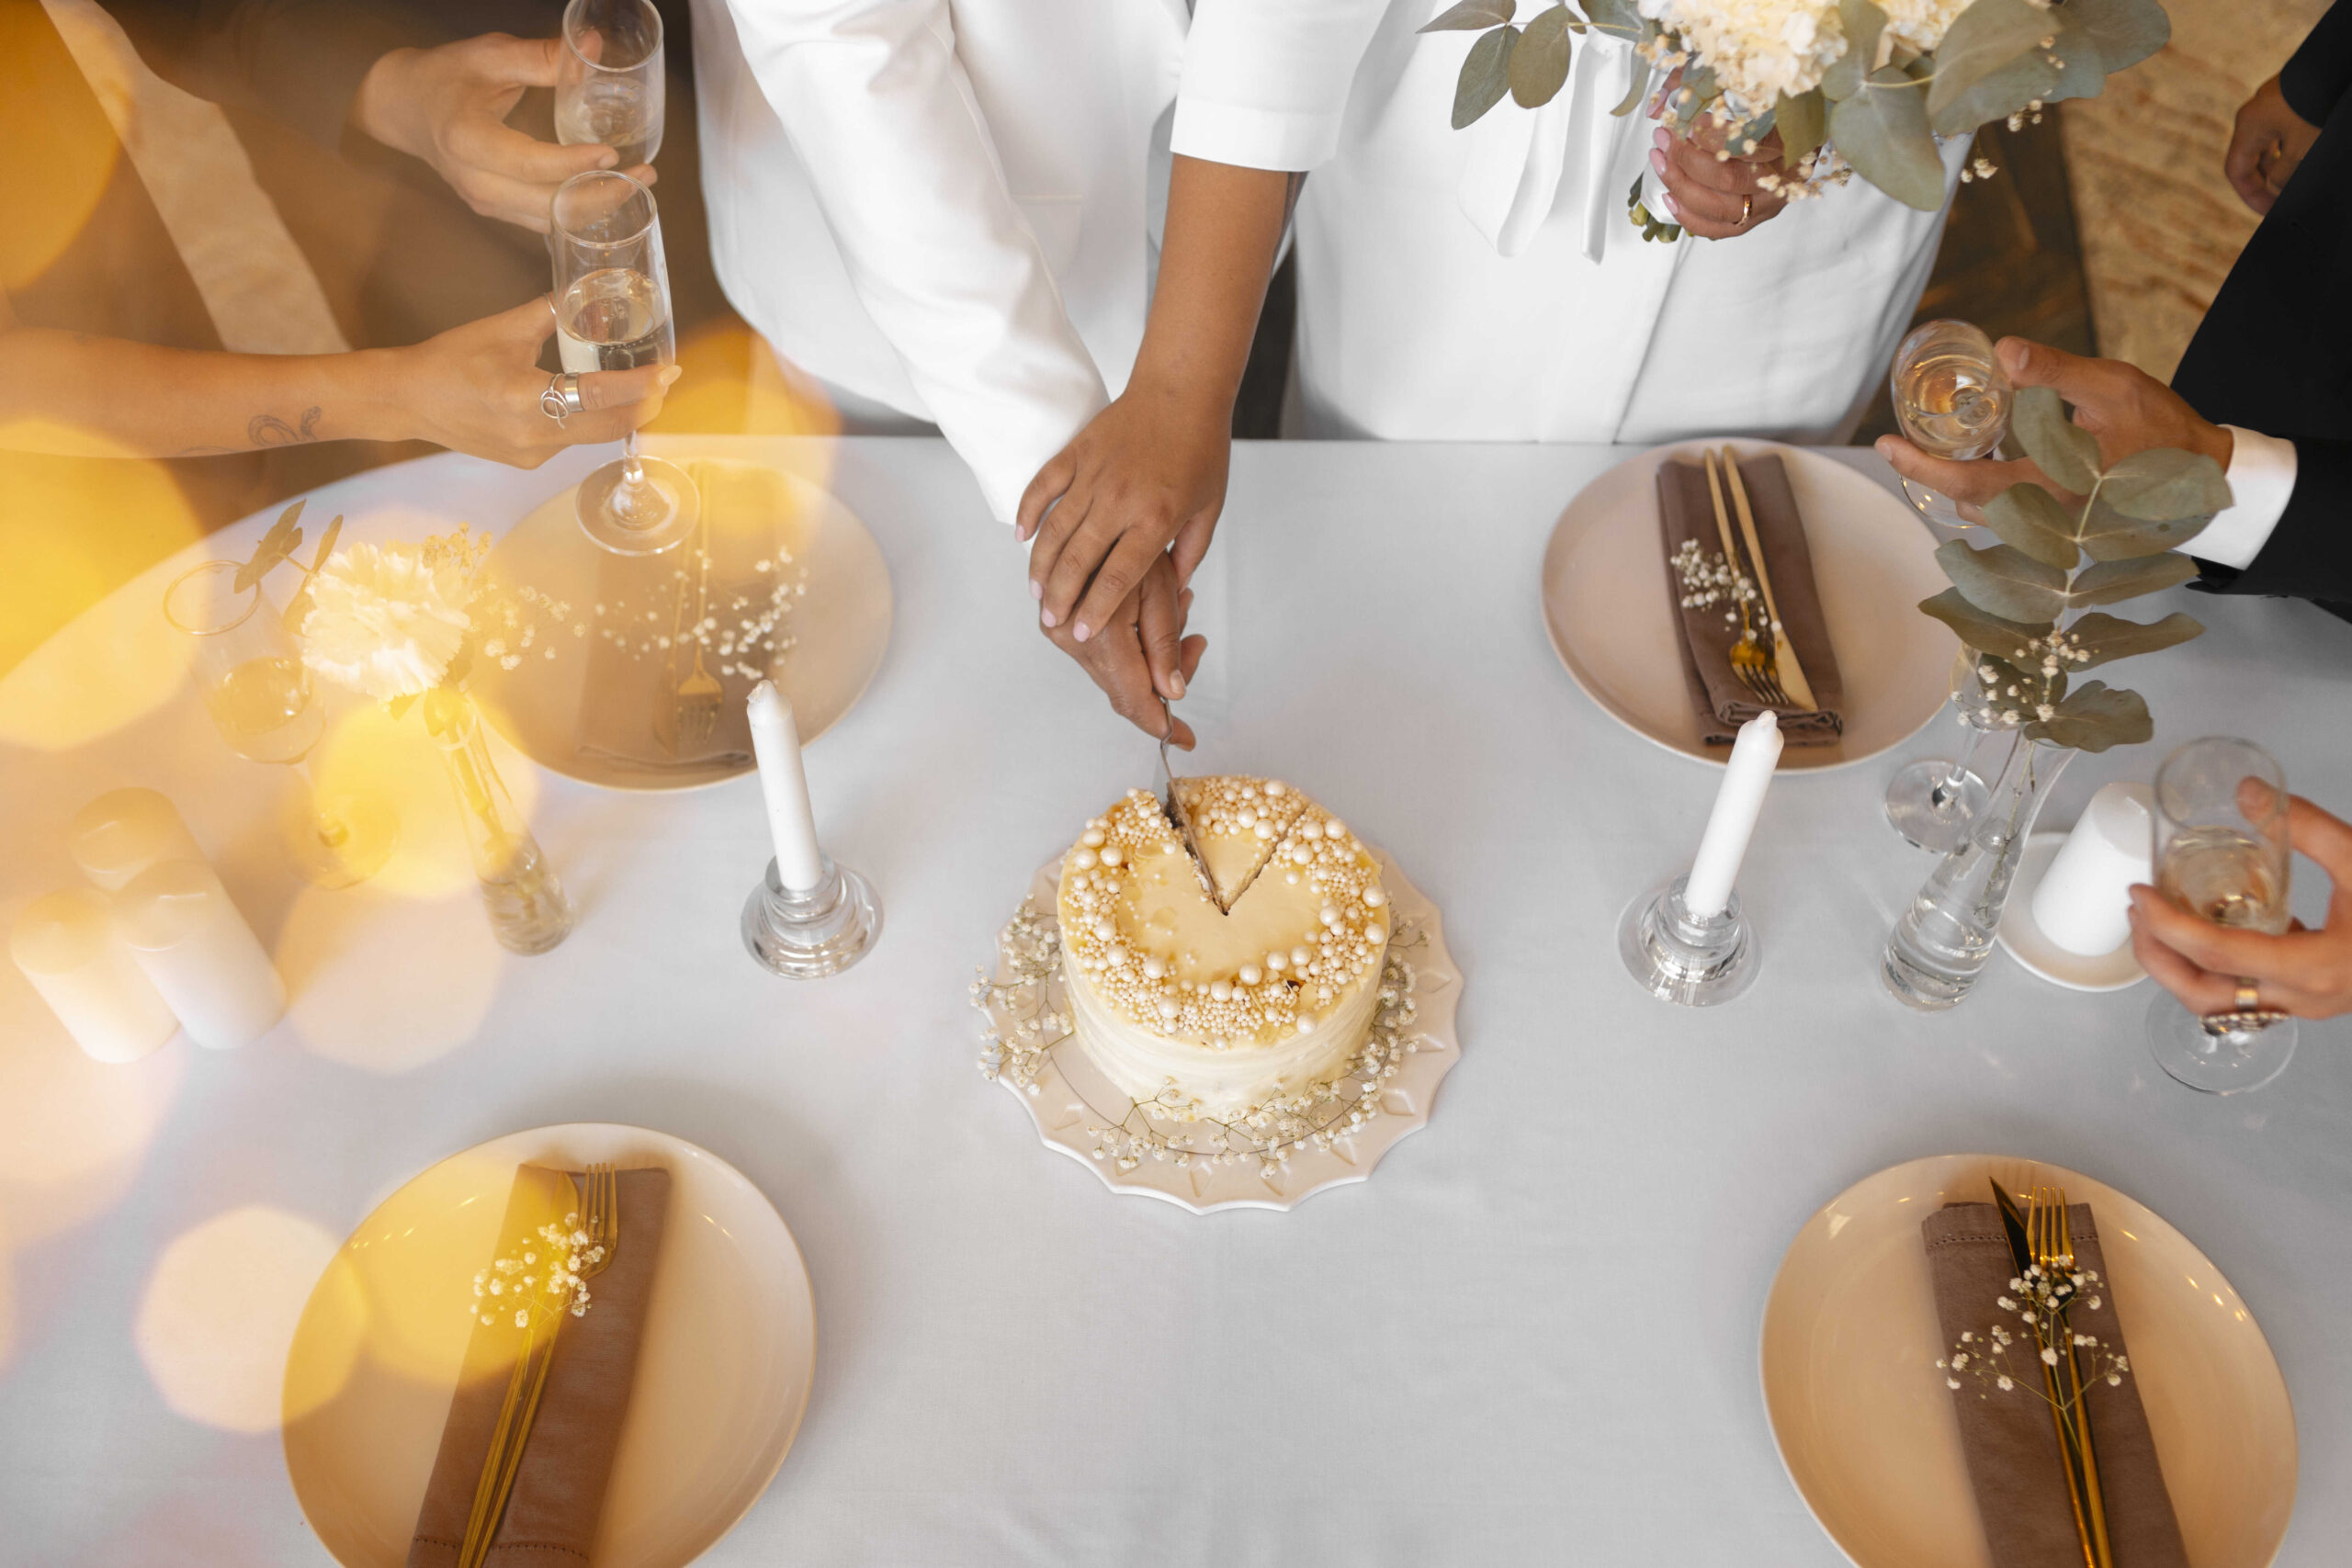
1721,448,1821,713
1155,705,1226,912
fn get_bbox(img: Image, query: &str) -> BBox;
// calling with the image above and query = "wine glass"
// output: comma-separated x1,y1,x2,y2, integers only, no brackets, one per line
1889,319,2012,527
556,0,664,168
163,561,398,888
2145,737,2298,1095
551,169,698,555
1885,649,1997,852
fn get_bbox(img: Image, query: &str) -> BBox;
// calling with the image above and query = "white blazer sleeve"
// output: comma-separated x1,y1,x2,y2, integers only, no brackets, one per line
1173,0,1389,171
724,0,1108,522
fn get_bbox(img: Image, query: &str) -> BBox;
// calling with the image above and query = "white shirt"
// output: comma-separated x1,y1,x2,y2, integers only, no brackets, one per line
2198,426,2299,570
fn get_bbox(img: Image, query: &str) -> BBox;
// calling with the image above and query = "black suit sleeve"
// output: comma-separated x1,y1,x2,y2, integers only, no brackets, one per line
102,1,422,152
2281,2,2352,126
2199,437,2352,605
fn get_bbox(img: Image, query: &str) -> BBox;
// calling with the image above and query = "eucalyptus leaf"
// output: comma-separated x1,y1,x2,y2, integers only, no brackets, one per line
2057,0,2170,75
1927,0,2060,128
1510,6,1574,107
2010,386,2101,493
1980,483,2079,570
1928,44,2064,135
1824,0,1887,102
234,500,305,594
2025,681,2153,752
1936,537,2072,623
2064,610,2205,669
1577,0,1646,39
2077,496,2211,561
1917,587,2052,658
1609,61,1651,116
1419,0,1514,32
1829,68,1945,209
280,587,312,635
2068,552,2197,607
311,513,345,574
2098,446,2232,522
1452,25,1519,129
1774,88,1827,163
1971,652,2066,710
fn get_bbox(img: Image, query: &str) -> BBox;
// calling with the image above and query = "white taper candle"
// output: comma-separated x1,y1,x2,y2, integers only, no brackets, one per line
70,787,204,892
11,888,179,1063
746,680,826,893
114,860,285,1051
2032,781,2154,955
1683,710,1783,919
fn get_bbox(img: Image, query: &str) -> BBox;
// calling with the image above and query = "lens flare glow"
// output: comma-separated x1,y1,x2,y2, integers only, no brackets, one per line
274,880,504,1073
0,4,124,291
135,1205,353,1434
0,1000,185,1247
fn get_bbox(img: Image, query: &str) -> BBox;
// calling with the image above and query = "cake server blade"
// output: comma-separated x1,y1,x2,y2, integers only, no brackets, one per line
1155,715,1225,913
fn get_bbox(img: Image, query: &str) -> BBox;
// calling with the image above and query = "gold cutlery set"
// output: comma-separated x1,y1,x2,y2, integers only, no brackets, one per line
1700,448,1818,714
1993,1179,2115,1568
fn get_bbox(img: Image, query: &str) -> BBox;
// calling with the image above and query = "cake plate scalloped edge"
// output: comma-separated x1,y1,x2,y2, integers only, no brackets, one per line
978,848,1461,1214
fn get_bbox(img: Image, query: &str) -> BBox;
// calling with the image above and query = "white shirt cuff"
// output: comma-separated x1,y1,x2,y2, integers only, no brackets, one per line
2195,426,2298,570
1171,96,1342,172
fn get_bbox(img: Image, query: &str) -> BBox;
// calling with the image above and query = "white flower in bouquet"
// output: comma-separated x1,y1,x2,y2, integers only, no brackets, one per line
300,538,477,702
1636,0,1850,113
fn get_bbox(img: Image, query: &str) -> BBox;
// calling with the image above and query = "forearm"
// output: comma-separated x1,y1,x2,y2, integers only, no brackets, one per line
1128,157,1300,415
0,330,411,457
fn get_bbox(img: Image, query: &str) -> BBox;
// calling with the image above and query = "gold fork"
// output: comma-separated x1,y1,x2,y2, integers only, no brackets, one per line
1702,449,1789,708
673,520,723,746
458,1164,621,1568
2030,1185,2114,1568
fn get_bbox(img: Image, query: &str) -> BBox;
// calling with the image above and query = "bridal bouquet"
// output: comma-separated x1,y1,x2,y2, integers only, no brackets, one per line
1424,0,2169,221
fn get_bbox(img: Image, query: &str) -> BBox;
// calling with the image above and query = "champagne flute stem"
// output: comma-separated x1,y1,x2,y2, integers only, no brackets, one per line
286,760,351,848
1929,724,1990,814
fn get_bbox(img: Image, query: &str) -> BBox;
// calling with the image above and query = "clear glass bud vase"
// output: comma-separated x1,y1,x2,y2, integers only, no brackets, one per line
424,692,575,955
1883,734,2074,1010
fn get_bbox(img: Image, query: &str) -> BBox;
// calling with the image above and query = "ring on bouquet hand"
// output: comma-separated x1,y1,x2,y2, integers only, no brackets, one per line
1738,194,1754,227
540,371,585,424
2235,979,2262,1013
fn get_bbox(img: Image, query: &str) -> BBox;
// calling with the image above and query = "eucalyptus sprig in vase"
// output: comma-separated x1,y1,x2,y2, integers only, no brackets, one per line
1883,383,2229,1010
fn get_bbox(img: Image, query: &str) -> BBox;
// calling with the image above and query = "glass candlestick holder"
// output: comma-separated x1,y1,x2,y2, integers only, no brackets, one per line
741,853,880,978
1617,874,1759,1007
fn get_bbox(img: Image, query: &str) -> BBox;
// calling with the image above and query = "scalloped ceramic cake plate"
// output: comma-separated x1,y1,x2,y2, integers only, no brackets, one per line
283,1123,814,1567
1760,1153,2294,1568
983,850,1461,1214
1540,440,1956,770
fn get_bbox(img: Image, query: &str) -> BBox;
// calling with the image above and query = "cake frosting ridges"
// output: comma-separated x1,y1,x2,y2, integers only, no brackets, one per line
1056,776,1390,1121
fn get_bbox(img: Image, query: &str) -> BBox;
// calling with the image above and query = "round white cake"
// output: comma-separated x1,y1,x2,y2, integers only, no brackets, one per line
1056,776,1390,1122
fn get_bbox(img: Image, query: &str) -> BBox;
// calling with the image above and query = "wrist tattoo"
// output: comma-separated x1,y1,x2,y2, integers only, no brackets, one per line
249,406,323,446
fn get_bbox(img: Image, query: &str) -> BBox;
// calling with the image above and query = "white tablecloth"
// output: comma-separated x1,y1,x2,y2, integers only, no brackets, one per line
3,435,2347,1565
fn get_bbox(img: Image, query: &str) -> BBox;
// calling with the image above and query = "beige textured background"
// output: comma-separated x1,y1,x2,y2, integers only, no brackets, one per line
2064,0,2335,378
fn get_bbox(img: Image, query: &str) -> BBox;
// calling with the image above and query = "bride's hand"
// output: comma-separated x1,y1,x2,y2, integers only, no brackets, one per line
1649,75,1789,240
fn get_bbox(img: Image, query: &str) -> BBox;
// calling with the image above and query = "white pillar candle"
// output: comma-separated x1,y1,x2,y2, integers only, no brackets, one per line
10,888,178,1063
2032,781,2154,956
114,860,285,1051
746,681,826,893
70,787,204,892
1684,710,1783,919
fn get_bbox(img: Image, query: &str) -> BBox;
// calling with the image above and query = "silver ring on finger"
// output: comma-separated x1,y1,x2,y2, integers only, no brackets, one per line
540,371,585,425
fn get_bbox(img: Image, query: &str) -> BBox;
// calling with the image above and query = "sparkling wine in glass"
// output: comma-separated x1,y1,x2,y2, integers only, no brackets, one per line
550,169,697,555
1889,320,2013,527
556,0,664,168
164,560,398,888
2145,737,2298,1094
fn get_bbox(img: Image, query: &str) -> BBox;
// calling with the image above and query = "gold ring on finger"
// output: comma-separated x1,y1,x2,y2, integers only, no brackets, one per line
1738,194,1754,226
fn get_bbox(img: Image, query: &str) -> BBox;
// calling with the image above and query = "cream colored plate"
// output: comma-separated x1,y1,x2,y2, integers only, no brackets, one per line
1760,1153,2295,1568
283,1122,815,1568
472,462,892,792
1540,441,1955,770
983,848,1461,1213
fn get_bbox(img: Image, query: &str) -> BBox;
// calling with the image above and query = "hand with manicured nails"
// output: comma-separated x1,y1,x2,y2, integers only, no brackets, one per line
391,297,677,467
2131,789,2352,1021
2223,75,2322,218
1651,118,1790,239
1874,337,2236,513
353,34,658,232
1037,552,1208,749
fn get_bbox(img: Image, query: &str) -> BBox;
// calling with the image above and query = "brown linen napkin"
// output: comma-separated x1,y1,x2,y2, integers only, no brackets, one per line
408,1165,673,1568
1922,1201,2188,1568
574,461,802,772
1655,453,1845,746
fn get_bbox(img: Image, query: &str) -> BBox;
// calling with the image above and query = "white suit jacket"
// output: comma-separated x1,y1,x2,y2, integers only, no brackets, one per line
1176,0,1962,445
693,0,1188,521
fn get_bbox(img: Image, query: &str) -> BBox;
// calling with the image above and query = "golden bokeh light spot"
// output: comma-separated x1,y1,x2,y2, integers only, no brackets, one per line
135,1205,349,1434
644,321,841,495
274,879,503,1074
0,4,124,291
0,993,186,1247
0,430,200,743
306,700,541,902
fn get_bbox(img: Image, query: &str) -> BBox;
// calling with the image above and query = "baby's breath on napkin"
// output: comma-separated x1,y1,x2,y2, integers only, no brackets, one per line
470,1213,607,1329
1939,1260,2130,1406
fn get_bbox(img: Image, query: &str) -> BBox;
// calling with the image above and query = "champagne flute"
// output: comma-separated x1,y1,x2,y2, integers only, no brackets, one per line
163,561,398,888
555,0,664,168
1889,319,2013,528
551,169,698,555
2145,737,2299,1094
1885,648,1998,852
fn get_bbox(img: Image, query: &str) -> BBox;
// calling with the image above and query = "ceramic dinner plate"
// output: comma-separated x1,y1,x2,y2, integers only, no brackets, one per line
1760,1153,2294,1568
1540,440,1955,770
283,1123,815,1568
471,460,892,792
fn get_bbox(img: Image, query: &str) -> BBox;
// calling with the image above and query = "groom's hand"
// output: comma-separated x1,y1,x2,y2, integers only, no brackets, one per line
1875,337,2233,509
2224,75,2322,217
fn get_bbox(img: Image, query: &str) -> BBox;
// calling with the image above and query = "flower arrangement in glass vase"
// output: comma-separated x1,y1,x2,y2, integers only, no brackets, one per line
1881,384,2229,1010
234,504,576,954
1422,0,2170,240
